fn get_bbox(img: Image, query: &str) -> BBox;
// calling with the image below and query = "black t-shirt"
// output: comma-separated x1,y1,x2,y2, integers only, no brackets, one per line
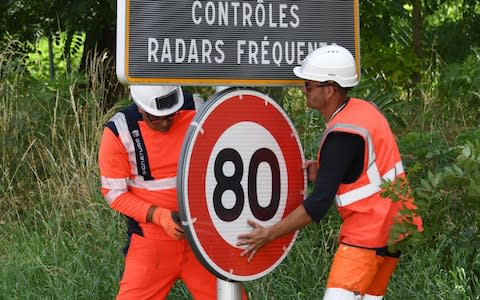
303,131,365,222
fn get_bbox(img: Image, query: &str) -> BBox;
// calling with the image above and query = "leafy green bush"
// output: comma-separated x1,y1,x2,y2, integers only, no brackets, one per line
411,136,480,298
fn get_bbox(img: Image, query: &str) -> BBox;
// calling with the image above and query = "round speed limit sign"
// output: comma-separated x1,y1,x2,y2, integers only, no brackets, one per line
177,88,306,281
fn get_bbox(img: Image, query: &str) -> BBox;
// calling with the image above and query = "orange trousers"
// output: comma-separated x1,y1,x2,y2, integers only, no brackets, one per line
116,233,217,299
326,243,399,296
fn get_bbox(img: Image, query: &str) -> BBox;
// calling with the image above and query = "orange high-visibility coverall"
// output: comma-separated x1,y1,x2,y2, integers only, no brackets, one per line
99,103,217,299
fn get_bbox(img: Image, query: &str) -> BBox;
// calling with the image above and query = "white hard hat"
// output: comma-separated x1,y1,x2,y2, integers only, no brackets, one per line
130,85,184,116
293,45,358,87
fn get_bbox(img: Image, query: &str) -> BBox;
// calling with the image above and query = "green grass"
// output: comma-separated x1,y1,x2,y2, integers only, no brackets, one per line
0,207,124,299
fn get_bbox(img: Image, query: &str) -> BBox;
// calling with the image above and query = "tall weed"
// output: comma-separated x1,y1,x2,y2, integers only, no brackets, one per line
415,49,480,137
0,46,124,298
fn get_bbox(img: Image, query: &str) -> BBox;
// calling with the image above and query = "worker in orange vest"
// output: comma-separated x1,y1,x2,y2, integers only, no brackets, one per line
98,85,220,299
237,45,423,300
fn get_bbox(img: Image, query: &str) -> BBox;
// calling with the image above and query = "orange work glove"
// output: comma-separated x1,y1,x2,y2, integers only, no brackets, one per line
151,207,184,240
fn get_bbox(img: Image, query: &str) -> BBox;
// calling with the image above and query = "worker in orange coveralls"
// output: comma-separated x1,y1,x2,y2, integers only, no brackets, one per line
99,85,246,299
237,45,423,300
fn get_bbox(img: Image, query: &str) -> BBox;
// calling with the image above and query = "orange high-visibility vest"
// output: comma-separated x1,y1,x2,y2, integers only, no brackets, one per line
318,98,422,248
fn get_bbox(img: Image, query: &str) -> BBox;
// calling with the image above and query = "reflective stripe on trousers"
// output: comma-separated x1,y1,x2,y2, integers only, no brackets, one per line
324,288,384,300
363,295,383,300
324,288,363,300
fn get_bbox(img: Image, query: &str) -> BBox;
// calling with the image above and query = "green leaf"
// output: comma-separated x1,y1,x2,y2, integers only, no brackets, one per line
420,178,433,191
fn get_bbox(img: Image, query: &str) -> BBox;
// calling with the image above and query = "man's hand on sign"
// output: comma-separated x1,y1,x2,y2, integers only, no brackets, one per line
304,159,318,182
236,220,274,262
237,205,314,262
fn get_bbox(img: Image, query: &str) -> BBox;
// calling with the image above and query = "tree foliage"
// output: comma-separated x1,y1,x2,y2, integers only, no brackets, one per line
1,0,478,91
359,0,480,89
0,0,115,75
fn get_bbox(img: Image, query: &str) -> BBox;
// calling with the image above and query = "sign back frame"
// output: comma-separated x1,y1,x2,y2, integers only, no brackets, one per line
117,0,361,86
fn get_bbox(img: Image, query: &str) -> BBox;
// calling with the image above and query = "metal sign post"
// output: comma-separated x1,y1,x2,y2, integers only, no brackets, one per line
217,280,242,300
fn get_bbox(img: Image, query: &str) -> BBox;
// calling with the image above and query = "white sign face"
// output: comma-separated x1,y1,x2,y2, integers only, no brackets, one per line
117,0,361,86
177,88,306,281
205,121,288,247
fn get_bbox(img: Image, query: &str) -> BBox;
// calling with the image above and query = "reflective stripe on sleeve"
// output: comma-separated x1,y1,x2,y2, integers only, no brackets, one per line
129,176,177,191
104,189,128,205
101,176,128,190
101,176,177,192
101,175,177,205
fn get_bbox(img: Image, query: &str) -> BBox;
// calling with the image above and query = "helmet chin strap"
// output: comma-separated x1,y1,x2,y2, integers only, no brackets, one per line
326,96,349,124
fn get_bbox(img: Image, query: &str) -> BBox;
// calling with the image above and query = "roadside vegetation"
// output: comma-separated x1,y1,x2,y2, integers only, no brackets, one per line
1,42,479,299
1,1,479,299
